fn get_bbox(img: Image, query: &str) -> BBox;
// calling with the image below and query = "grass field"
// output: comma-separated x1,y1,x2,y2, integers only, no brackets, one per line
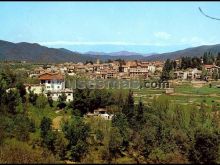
109,81,220,109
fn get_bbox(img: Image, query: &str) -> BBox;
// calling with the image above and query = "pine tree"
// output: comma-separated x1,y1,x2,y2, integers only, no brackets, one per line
122,90,134,125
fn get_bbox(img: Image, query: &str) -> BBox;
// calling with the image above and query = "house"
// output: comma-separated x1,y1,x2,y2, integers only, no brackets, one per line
129,65,148,78
174,71,188,80
47,88,73,102
123,61,148,79
37,72,73,102
39,72,65,91
75,65,86,73
204,64,214,73
86,108,114,120
188,68,202,80
204,65,220,76
174,68,202,80
94,108,114,120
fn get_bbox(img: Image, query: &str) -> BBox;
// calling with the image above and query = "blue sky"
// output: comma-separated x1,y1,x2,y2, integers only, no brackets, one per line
1,2,220,54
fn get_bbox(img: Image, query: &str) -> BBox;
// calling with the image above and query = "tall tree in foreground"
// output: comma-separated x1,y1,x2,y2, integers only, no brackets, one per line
122,90,134,126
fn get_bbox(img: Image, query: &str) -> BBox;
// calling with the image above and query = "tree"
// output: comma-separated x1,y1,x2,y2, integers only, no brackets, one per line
116,91,124,111
43,131,56,152
108,127,123,162
173,60,177,70
57,93,67,109
112,112,130,147
189,129,220,164
5,89,20,115
161,59,175,80
70,88,115,115
16,82,26,103
140,126,158,157
54,132,68,160
203,52,215,65
69,89,90,115
58,92,67,102
28,89,38,106
13,114,35,142
122,90,134,126
62,116,90,161
36,94,48,109
40,117,52,139
192,57,202,69
40,117,56,152
215,53,220,67
70,140,88,162
135,99,145,130
48,96,53,107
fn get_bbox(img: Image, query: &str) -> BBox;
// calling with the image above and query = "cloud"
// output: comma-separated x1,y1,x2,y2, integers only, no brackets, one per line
38,37,219,48
39,41,154,46
39,40,179,47
180,36,219,46
154,32,171,40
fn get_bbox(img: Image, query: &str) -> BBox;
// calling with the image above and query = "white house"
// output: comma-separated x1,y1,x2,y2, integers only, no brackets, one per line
38,72,65,92
47,88,73,102
86,108,114,120
37,72,73,102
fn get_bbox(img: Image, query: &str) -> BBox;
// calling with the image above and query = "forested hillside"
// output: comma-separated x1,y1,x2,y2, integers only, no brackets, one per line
0,63,220,163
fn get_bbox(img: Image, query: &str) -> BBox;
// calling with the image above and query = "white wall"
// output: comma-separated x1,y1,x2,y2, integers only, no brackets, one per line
25,86,44,94
50,92,73,102
45,80,65,91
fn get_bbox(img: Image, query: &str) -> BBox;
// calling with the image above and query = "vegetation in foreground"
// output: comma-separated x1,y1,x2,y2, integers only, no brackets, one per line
0,65,220,164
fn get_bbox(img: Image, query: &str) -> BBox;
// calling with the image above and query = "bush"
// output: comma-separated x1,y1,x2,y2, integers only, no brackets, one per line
0,139,58,163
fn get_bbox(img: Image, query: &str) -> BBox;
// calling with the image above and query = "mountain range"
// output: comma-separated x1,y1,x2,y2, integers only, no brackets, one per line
144,44,220,61
85,51,156,61
0,40,220,63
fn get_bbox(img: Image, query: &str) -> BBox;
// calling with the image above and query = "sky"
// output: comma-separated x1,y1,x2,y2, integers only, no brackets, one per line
1,2,220,54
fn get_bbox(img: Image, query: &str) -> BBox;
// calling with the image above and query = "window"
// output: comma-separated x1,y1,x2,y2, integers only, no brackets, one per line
47,86,50,88
68,93,71,96
48,80,51,84
57,86,60,88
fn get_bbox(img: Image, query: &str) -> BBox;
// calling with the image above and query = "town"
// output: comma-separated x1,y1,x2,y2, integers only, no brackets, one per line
1,1,220,164
24,55,220,102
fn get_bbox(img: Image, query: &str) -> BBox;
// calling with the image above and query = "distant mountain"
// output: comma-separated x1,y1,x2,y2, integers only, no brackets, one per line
1,40,220,63
0,40,95,63
85,50,155,56
85,51,108,56
85,51,156,61
145,44,220,61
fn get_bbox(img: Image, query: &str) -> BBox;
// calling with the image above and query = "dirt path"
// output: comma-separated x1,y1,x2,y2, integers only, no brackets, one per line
170,93,220,97
52,116,63,130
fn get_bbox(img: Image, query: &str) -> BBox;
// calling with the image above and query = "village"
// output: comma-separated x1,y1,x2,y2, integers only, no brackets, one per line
25,57,220,97
2,1,220,164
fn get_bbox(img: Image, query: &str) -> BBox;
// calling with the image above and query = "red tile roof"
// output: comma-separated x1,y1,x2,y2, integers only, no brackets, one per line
38,72,64,80
204,65,214,69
